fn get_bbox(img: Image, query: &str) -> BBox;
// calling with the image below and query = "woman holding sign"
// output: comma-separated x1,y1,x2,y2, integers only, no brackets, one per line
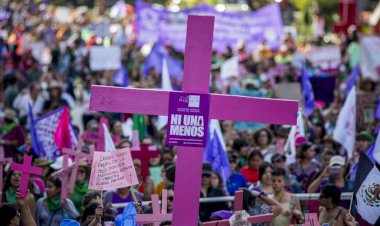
35,177,79,225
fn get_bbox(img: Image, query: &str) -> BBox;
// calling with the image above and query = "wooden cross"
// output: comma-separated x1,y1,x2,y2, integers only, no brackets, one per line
202,191,274,226
0,146,12,205
89,16,297,225
82,117,121,151
10,156,43,198
136,189,172,226
130,130,159,179
51,155,71,203
62,139,95,194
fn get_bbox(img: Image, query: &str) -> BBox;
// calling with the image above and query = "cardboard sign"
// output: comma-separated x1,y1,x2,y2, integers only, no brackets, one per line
89,148,138,190
306,45,341,72
90,46,121,71
166,92,210,147
357,94,375,128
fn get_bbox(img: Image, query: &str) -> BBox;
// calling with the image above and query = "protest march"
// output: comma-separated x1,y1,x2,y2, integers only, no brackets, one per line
1,0,380,225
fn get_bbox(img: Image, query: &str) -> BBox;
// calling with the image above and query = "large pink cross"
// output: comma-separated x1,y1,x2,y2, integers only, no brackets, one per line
51,155,71,202
89,16,297,225
0,146,12,205
130,130,159,179
62,139,95,194
136,189,172,225
82,117,121,151
202,191,273,226
11,156,43,198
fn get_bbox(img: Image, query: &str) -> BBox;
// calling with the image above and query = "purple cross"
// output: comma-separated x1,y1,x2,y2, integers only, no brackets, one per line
82,117,121,151
89,16,297,225
0,146,12,205
136,189,172,225
130,130,159,179
11,156,43,198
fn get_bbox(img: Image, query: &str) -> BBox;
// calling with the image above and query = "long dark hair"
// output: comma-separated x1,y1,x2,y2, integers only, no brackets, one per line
241,188,257,210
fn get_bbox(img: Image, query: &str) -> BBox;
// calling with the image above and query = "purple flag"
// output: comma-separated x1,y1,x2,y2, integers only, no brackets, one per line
143,42,183,80
113,66,129,87
375,100,380,120
301,64,315,116
345,64,360,96
28,104,43,157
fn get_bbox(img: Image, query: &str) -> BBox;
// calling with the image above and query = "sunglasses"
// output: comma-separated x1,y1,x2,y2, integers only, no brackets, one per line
168,196,174,202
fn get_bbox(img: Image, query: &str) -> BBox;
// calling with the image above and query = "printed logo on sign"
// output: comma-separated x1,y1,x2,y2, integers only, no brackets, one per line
188,95,200,108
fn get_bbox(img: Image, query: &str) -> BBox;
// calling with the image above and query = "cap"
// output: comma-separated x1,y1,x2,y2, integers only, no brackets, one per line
4,108,17,121
202,162,213,176
357,131,374,142
210,210,233,220
271,153,286,163
50,156,74,170
329,156,345,167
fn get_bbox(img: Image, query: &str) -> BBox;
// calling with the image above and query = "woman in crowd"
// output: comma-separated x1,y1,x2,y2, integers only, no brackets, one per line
0,108,25,159
289,142,320,191
211,171,229,196
251,163,273,195
0,190,36,226
103,186,143,214
35,177,79,225
2,170,36,216
42,81,68,113
70,161,91,214
240,150,264,185
269,168,303,225
253,128,275,163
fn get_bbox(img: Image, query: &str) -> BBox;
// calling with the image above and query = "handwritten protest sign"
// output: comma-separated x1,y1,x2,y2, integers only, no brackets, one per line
90,46,121,71
89,148,138,190
166,92,210,147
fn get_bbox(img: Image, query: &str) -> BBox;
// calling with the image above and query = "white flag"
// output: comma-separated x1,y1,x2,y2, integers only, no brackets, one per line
285,110,306,164
103,123,116,152
333,87,356,158
157,59,173,131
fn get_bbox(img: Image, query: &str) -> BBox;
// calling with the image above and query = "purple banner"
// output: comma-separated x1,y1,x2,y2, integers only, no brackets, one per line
310,76,336,105
136,0,283,52
166,92,210,147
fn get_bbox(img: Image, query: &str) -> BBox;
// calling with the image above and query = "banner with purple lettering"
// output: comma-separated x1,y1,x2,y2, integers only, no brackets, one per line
136,0,283,52
166,93,210,147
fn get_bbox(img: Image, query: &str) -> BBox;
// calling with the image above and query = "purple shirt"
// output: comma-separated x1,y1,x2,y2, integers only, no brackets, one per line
103,190,143,214
3,125,25,159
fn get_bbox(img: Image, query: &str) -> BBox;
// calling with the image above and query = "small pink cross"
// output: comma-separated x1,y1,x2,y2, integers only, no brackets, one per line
202,191,274,226
62,139,95,194
51,155,72,203
82,117,121,151
136,189,172,226
130,130,159,179
0,146,13,205
11,156,43,198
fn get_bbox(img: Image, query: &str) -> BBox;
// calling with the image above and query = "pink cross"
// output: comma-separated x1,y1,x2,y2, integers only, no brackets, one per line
51,155,71,203
10,156,43,198
202,191,274,226
130,130,159,179
0,146,12,205
62,139,95,194
82,117,121,151
89,16,297,225
136,189,172,226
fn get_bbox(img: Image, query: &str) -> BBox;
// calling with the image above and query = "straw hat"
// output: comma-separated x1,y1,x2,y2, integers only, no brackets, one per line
48,80,64,91
3,108,17,121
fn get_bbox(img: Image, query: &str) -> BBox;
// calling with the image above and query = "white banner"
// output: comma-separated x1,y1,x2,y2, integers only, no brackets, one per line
90,46,121,71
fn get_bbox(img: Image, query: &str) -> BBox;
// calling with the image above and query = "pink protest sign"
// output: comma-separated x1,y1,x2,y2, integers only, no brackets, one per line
89,148,138,190
11,156,43,198
82,117,121,151
0,146,12,205
166,92,210,147
304,213,320,226
89,15,297,226
136,189,172,226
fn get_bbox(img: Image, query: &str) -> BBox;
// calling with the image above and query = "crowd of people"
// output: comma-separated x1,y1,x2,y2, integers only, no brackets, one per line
0,1,379,226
